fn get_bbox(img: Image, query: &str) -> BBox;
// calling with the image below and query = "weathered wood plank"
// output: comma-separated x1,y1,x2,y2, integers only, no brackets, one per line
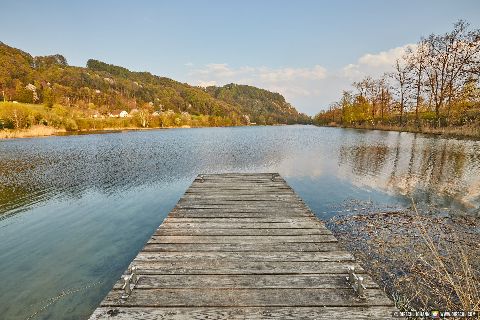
187,187,293,191
100,288,393,307
162,215,325,224
193,178,284,181
89,306,397,320
159,222,324,229
127,260,364,275
143,242,344,252
171,209,314,214
171,213,314,219
162,217,322,224
147,235,338,244
111,273,379,290
178,200,302,204
181,193,299,197
182,194,299,198
175,204,309,209
190,181,288,185
170,207,312,213
185,190,295,194
133,251,354,262
170,210,314,218
194,180,285,184
188,185,292,189
156,228,332,236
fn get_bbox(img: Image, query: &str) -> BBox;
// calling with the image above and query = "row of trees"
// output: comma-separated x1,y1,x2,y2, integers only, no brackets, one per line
315,20,480,129
0,102,247,131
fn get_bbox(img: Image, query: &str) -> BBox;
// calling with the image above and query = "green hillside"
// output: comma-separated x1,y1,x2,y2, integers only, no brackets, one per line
206,84,312,125
0,41,310,132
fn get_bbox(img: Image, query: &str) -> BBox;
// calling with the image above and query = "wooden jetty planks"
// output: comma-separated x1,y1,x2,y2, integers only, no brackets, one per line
88,306,396,320
111,274,380,290
89,173,395,320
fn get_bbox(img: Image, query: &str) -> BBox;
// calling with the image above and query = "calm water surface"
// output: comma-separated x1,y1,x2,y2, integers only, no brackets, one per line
0,125,479,319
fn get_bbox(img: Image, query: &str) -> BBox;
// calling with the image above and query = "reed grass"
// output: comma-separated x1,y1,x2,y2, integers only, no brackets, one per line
0,125,64,139
329,203,480,313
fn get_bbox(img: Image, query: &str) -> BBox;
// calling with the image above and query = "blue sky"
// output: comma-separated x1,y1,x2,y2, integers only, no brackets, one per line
1,0,479,115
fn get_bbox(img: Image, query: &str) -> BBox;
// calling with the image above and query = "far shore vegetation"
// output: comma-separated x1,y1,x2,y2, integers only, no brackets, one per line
0,41,311,139
314,20,480,139
0,101,252,139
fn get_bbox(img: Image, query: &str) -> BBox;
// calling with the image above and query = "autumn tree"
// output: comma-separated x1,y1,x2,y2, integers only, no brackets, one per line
390,59,412,125
316,20,480,130
424,20,480,125
405,41,428,124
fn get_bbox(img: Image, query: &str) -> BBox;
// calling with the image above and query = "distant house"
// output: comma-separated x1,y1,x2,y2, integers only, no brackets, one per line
109,110,128,118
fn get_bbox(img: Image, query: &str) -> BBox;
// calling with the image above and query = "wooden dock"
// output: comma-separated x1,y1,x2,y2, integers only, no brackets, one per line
89,173,396,319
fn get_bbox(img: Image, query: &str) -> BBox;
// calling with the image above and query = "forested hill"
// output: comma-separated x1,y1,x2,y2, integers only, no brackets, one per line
0,42,310,126
206,84,312,124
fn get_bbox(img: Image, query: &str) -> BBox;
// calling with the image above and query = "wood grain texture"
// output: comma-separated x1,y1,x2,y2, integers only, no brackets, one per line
132,251,354,262
88,173,395,319
143,242,345,252
155,228,332,236
89,306,396,320
111,274,379,290
128,260,365,275
147,235,338,244
101,288,393,307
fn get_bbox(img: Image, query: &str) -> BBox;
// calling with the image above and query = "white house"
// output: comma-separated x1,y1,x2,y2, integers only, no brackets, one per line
119,110,128,118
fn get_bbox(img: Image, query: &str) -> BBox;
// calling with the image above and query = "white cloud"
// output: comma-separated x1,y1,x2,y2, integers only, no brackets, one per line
359,44,415,67
257,65,327,82
189,64,327,100
185,43,416,115
342,44,416,80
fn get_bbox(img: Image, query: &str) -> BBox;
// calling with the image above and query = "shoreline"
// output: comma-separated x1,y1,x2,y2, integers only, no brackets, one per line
1,125,205,140
3,123,480,141
317,123,480,140
0,123,298,140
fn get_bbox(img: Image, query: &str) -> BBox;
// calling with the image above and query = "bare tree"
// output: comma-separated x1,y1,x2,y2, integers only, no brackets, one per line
406,40,428,125
377,76,392,120
353,77,372,98
424,20,480,125
390,59,411,125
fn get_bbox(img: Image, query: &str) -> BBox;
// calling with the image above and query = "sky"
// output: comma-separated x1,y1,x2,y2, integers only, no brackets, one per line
1,0,479,115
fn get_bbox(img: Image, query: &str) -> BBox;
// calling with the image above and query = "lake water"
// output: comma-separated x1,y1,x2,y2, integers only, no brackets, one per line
0,125,479,319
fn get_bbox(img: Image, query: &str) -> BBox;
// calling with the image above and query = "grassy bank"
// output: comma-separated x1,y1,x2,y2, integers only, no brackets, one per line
0,102,245,139
0,125,65,139
320,122,480,139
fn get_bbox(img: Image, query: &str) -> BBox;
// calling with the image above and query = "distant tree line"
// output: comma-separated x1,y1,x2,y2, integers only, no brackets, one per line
315,20,480,131
206,83,312,125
